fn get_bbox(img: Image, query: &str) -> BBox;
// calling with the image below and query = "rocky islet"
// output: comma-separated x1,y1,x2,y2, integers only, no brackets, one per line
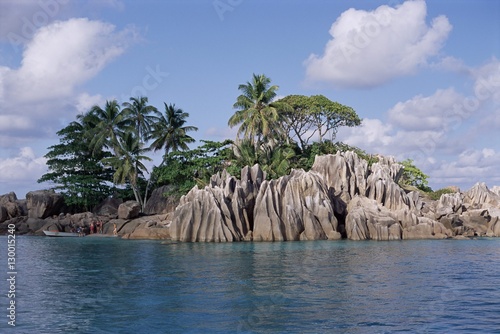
2,151,500,241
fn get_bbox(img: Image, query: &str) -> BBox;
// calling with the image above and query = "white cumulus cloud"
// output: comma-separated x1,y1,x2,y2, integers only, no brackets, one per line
304,0,452,88
388,88,464,132
0,147,48,196
0,18,137,140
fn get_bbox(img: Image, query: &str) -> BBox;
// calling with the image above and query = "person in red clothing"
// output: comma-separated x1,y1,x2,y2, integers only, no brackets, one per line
90,221,95,234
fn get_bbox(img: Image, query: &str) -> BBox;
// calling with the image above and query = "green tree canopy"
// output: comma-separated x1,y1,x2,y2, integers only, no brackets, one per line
155,140,233,196
279,94,362,150
399,159,432,192
38,118,115,212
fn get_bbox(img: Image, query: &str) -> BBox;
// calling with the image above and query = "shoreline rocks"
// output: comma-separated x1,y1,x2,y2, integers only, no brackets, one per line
2,151,500,242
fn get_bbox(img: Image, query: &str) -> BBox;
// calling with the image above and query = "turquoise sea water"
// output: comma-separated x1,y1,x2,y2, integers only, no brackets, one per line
1,236,500,333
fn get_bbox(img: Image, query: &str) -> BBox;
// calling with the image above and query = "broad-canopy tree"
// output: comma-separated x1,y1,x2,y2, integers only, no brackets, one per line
399,159,432,192
279,94,362,150
38,118,115,212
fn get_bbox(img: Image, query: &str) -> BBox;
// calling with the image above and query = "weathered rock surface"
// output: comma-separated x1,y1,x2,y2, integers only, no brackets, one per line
26,190,64,219
0,192,27,222
253,169,341,241
143,186,179,215
94,197,123,217
3,151,500,242
171,165,264,242
435,192,463,220
310,151,368,208
168,151,500,242
121,214,171,239
464,182,500,209
365,162,413,211
118,201,141,219
403,217,453,239
345,196,402,241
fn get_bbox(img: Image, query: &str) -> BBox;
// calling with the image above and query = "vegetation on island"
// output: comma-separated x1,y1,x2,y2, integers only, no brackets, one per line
39,73,435,212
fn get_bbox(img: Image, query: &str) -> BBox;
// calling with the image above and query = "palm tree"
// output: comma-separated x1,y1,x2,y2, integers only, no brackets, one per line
121,96,160,143
148,103,198,157
83,100,128,156
228,74,289,147
145,102,198,205
102,131,152,207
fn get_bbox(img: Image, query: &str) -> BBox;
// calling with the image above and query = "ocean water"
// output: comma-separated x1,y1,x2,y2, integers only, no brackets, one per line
1,236,500,333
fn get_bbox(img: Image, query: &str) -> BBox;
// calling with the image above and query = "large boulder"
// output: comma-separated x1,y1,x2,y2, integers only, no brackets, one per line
94,197,123,217
365,162,414,211
310,151,368,207
486,208,500,237
118,201,141,219
345,196,402,241
252,169,341,241
121,214,171,239
143,185,179,215
0,206,7,223
459,209,490,236
403,217,453,239
26,190,65,219
435,192,463,220
0,192,26,220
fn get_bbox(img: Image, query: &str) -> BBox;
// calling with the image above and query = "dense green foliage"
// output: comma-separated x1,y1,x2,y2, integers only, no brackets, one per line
279,95,362,149
155,140,233,197
399,159,432,192
39,96,198,210
427,188,455,200
38,120,116,212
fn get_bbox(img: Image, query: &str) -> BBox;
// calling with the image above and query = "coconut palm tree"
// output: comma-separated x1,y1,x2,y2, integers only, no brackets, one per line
84,99,128,156
121,96,160,143
228,74,290,147
102,131,152,207
148,103,198,157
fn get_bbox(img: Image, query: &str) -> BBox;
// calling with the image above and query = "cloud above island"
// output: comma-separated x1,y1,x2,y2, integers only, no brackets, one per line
0,16,138,195
337,57,500,189
0,18,137,145
304,0,452,88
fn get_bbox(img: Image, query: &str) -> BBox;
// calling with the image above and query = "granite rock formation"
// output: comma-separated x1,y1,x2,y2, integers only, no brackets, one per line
168,151,500,242
26,190,64,219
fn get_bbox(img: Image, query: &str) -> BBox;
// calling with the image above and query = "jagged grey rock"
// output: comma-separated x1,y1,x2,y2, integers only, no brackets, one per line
170,165,264,242
365,162,414,211
345,196,402,241
143,185,178,215
403,217,453,239
253,169,341,241
435,192,463,220
94,197,123,217
464,182,500,209
310,151,368,207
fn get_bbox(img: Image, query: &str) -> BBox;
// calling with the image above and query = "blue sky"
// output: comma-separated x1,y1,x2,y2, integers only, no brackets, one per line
0,0,499,198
